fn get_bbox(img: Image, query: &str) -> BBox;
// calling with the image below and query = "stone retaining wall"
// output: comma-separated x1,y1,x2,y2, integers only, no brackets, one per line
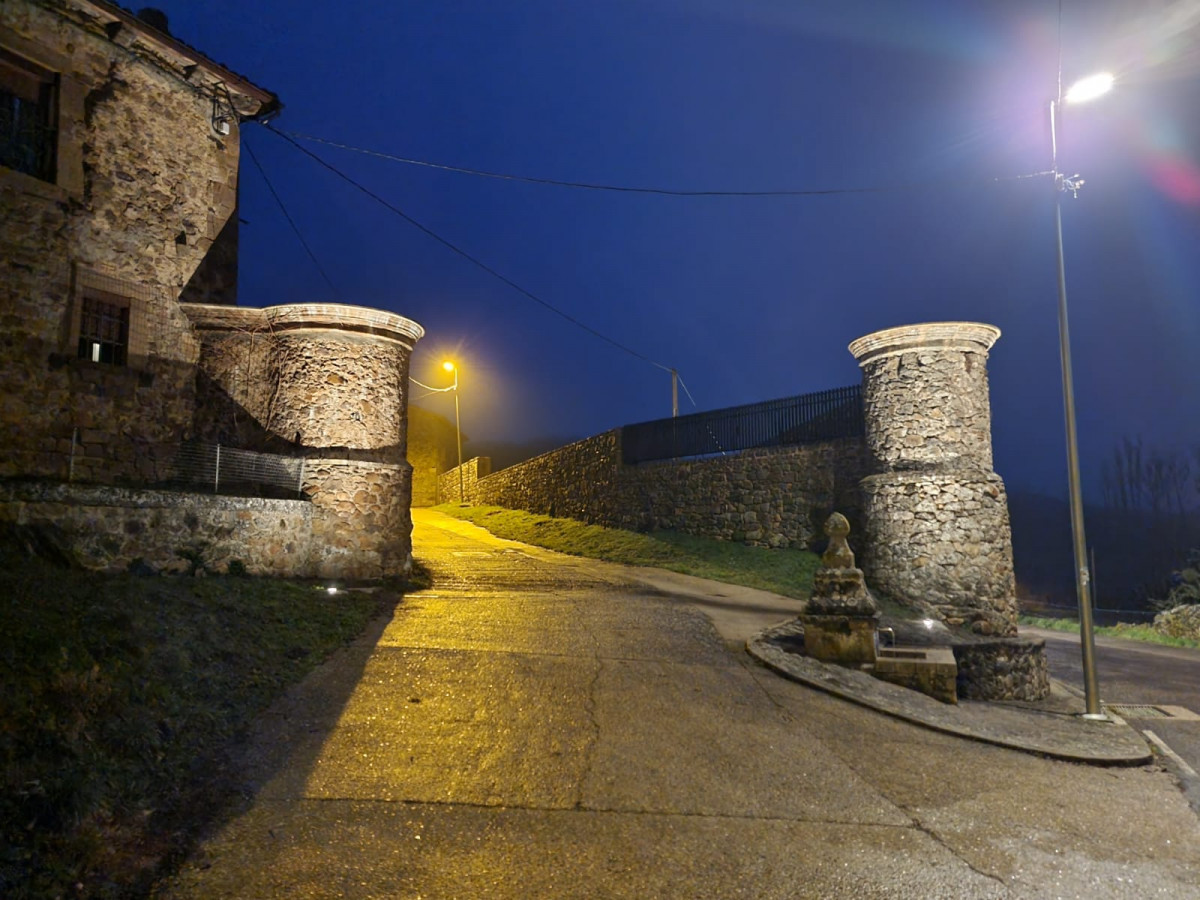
438,456,492,507
952,637,1050,702
0,481,312,576
443,433,869,550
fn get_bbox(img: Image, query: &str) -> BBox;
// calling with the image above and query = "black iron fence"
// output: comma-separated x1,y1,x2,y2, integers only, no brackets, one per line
621,384,864,465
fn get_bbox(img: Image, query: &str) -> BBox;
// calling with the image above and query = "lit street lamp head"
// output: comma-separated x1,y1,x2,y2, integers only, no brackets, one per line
442,361,456,372
1064,71,1114,104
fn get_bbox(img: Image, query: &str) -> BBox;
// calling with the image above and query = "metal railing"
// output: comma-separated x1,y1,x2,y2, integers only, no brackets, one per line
65,433,307,497
168,442,306,496
621,384,864,465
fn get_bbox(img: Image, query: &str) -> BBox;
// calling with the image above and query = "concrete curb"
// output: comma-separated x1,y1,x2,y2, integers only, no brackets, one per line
748,618,1154,766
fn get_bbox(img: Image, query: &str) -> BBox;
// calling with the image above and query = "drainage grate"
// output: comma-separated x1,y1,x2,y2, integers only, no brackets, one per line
1104,704,1200,721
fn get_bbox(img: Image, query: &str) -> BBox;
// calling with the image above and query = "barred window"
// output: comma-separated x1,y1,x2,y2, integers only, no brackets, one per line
77,290,130,366
0,45,57,184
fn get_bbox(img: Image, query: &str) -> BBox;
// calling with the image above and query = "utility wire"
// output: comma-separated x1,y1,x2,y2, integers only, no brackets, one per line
410,377,454,392
242,135,343,303
262,122,676,374
284,129,1054,197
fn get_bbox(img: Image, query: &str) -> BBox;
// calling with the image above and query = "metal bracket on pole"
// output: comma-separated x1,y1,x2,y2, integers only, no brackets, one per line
1061,174,1086,197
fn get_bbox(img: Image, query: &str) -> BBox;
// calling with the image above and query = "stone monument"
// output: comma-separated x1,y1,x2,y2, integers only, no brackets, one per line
802,512,879,664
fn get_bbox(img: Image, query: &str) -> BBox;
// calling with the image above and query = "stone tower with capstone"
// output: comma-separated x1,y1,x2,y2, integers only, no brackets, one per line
848,322,1019,636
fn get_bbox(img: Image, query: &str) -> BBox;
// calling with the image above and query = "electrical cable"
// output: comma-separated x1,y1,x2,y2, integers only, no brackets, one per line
676,374,699,409
410,377,454,392
243,135,343,303
261,122,677,375
283,129,1055,197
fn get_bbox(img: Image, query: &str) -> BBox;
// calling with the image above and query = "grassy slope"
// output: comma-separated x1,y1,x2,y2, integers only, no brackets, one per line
1019,615,1200,649
437,505,1199,649
0,560,424,899
434,504,822,600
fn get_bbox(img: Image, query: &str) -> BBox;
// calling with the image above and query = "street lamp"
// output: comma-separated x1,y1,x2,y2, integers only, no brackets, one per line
1050,71,1113,720
443,361,464,503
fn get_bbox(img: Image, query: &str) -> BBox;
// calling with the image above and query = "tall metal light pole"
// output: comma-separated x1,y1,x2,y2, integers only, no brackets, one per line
443,361,463,503
1050,71,1113,720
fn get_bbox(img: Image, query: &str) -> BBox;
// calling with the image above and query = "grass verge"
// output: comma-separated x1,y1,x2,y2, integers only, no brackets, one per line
1019,615,1200,649
0,557,427,899
434,503,823,600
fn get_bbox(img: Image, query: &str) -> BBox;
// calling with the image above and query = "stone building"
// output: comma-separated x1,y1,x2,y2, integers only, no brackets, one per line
0,0,424,578
408,405,460,506
1,0,278,483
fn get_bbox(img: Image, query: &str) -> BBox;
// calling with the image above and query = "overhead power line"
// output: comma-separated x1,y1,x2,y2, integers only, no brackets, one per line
261,122,677,375
284,129,1054,197
242,135,343,303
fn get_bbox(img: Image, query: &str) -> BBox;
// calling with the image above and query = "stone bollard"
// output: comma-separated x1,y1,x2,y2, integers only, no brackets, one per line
848,323,1019,637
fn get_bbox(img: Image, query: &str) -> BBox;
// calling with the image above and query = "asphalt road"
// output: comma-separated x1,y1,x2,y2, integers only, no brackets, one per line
158,513,1200,898
1025,626,1200,810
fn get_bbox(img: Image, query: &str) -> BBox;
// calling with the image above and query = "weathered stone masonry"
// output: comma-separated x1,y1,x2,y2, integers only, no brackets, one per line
446,432,869,551
850,323,1020,637
0,481,311,576
0,0,275,483
1,3,427,581
184,303,425,579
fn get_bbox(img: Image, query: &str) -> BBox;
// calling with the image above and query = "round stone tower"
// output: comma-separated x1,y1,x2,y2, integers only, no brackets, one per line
185,302,424,579
848,322,1018,636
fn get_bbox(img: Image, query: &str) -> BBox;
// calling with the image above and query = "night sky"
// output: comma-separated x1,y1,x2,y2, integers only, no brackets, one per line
153,0,1200,497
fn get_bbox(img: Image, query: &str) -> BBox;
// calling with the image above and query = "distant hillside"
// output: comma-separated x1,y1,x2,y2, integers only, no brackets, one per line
1008,489,1200,615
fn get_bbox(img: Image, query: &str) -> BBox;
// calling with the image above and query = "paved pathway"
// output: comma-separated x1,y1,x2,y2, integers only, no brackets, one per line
159,511,1200,898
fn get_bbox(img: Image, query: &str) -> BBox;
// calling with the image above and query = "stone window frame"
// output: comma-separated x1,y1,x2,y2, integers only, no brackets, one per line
0,44,58,182
67,266,155,370
0,27,84,199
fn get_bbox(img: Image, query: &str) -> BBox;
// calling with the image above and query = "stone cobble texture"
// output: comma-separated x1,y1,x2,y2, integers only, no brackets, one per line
0,481,312,575
1,1,253,482
184,303,423,578
445,433,868,551
850,323,1024,642
304,459,413,579
860,471,1020,636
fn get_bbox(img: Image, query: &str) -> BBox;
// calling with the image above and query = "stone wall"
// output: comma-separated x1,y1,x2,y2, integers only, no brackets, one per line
304,458,414,579
0,481,312,576
618,439,869,548
0,1,272,483
443,432,868,550
439,456,492,506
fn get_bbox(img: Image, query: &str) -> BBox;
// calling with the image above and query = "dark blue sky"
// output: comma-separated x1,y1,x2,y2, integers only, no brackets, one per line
156,0,1200,496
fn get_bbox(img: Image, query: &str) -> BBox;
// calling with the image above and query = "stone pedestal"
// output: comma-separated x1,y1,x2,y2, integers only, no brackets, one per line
802,513,879,665
848,322,1019,638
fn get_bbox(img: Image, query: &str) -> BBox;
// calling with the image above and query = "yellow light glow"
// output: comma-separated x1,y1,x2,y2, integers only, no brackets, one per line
442,361,455,372
1064,72,1114,104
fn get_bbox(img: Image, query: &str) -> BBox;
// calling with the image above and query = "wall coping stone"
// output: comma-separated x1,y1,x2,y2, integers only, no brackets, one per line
848,322,1000,366
0,480,308,512
182,302,425,345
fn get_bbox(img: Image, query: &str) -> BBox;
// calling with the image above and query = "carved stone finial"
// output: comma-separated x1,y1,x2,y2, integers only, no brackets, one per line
822,512,854,569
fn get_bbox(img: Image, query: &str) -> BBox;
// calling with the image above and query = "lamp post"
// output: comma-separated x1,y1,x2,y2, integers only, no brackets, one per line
443,361,463,503
1050,71,1113,720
